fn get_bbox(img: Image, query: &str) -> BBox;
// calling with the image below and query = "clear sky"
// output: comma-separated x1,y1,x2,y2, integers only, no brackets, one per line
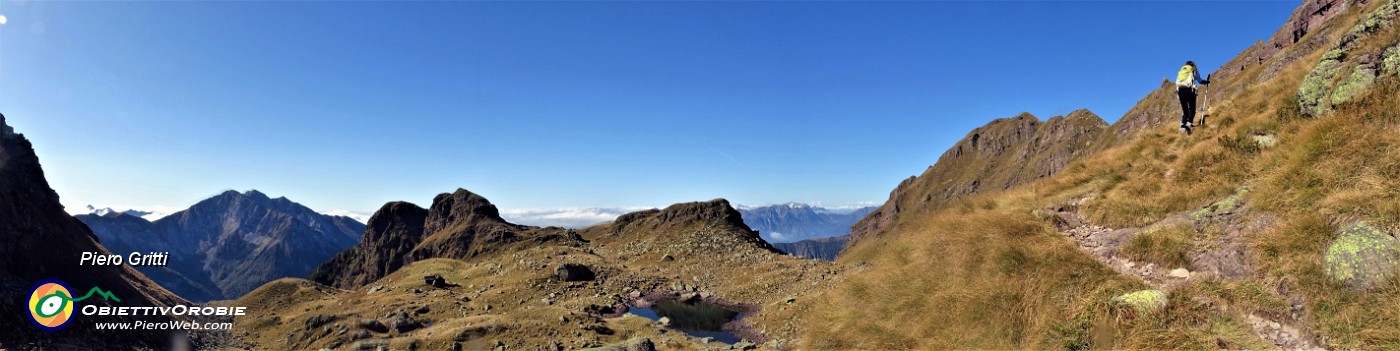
0,1,1298,219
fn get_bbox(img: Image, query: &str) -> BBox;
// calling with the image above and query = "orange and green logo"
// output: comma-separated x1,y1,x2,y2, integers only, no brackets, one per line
26,278,121,332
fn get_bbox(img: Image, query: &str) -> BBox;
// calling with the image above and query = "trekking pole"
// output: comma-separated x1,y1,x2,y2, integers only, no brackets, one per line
1199,75,1210,127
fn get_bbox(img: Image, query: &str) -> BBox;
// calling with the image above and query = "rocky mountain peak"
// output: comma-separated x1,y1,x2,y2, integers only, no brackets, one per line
363,201,430,243
424,188,506,235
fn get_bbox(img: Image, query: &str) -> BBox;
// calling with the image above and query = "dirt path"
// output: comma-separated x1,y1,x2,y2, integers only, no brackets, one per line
1053,209,1324,350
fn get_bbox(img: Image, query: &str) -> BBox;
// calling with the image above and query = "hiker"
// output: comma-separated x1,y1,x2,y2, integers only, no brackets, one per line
1176,61,1210,133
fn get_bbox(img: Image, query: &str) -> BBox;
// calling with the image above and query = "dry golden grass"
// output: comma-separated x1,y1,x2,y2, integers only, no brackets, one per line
804,188,1278,349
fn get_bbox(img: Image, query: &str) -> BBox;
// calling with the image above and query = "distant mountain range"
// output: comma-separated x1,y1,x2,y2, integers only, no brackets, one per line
75,190,365,302
771,235,849,261
736,202,876,243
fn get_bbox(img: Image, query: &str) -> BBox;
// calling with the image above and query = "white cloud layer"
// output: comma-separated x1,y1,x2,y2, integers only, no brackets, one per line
67,204,181,222
499,207,653,229
322,210,373,224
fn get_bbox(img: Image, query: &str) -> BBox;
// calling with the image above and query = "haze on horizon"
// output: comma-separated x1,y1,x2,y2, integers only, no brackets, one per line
0,1,1296,219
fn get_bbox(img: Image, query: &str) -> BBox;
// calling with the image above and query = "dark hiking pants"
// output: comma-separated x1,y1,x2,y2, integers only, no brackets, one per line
1177,86,1197,127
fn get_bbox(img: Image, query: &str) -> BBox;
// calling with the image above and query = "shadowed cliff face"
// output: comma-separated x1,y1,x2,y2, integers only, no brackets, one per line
0,118,186,349
848,110,1109,250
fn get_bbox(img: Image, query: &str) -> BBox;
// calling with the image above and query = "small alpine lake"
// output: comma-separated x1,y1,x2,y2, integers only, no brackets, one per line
627,298,744,344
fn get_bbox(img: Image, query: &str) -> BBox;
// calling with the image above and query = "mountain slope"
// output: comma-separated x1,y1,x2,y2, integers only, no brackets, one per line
0,115,186,349
76,190,365,301
803,0,1400,348
738,203,874,243
849,109,1110,249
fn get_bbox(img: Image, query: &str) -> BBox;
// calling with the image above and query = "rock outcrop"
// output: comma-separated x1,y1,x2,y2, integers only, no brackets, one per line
0,114,185,349
75,190,366,301
602,199,779,254
310,189,583,288
848,110,1109,249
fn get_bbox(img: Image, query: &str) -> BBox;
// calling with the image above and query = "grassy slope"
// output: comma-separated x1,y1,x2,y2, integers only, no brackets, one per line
802,0,1400,349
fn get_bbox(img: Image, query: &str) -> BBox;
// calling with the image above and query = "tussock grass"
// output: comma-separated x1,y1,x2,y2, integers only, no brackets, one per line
1121,224,1196,269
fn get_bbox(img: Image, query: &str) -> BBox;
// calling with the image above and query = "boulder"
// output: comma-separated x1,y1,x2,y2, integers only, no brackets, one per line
1325,222,1400,289
556,263,596,282
424,274,453,288
385,311,423,333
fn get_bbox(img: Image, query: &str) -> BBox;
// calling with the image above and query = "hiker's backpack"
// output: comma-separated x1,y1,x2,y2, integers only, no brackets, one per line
1176,65,1197,88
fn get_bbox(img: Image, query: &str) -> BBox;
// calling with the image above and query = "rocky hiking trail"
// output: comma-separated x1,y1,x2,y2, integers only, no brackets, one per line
1047,192,1325,351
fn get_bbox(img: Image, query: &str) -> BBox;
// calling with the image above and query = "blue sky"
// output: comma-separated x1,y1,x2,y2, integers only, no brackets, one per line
0,1,1297,220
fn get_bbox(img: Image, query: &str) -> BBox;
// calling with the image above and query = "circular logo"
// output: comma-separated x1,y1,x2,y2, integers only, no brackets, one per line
27,279,76,331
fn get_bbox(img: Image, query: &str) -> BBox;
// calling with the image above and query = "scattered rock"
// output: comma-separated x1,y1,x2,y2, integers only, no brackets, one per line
733,340,756,350
1169,268,1190,278
358,319,389,333
657,316,671,326
350,340,387,351
304,314,337,330
579,337,655,351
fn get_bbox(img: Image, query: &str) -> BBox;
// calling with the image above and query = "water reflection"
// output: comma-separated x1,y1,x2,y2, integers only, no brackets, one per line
630,299,742,343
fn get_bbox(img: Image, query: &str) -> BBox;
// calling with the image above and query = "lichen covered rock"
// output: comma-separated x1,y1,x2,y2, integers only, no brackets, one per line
1384,45,1400,74
1191,187,1249,220
1325,222,1400,289
1297,0,1400,116
1115,289,1167,313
